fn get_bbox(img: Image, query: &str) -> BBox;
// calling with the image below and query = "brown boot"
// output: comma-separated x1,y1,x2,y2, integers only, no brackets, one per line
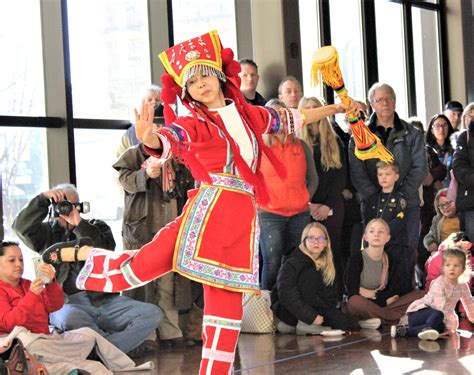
185,303,203,342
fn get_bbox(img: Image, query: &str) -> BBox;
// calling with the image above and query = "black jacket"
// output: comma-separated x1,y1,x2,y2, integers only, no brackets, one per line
363,189,407,246
12,193,116,304
453,129,474,212
271,248,339,325
311,136,346,208
344,250,403,307
349,112,427,207
244,91,266,106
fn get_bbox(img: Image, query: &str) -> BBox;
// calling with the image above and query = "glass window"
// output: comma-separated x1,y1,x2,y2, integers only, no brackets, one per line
172,0,237,53
68,0,151,120
299,0,323,99
1,127,49,242
74,129,126,251
0,1,45,116
329,0,365,126
412,7,442,126
374,1,408,120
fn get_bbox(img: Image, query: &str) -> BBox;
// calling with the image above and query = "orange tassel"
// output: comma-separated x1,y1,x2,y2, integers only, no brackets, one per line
311,46,393,163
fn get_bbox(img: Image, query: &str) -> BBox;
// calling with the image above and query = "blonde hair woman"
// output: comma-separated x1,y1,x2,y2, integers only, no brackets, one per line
298,96,347,301
257,99,318,290
271,222,357,334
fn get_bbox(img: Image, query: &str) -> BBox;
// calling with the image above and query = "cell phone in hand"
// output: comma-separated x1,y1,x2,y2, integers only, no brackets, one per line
32,257,51,284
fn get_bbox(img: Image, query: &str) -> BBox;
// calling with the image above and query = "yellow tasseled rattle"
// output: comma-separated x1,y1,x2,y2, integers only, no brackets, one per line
311,46,394,163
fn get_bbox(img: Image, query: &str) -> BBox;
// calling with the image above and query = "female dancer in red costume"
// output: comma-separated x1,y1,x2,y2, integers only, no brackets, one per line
43,30,357,374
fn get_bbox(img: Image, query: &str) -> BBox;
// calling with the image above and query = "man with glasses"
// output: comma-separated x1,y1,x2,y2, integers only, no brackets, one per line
349,82,427,293
12,184,163,358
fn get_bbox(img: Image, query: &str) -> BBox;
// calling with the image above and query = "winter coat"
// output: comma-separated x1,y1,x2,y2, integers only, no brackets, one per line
349,112,427,207
271,248,339,325
0,279,64,335
113,143,194,249
453,129,474,212
12,193,116,304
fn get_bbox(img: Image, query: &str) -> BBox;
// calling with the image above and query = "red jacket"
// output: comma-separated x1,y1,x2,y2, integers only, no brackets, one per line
0,279,64,335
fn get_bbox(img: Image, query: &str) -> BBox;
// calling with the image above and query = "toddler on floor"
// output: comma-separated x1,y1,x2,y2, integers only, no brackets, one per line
392,248,474,340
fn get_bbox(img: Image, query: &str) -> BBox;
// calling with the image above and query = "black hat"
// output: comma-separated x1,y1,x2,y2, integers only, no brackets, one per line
444,101,463,112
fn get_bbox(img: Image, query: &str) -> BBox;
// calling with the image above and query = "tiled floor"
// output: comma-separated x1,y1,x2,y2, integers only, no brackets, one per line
124,320,474,374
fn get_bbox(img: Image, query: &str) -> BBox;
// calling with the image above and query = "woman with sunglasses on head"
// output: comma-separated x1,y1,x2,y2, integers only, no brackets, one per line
419,115,455,283
423,189,460,257
271,222,358,335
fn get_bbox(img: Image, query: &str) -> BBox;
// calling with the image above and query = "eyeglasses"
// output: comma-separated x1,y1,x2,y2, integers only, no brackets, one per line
438,201,453,209
305,235,327,244
432,124,448,130
372,96,395,104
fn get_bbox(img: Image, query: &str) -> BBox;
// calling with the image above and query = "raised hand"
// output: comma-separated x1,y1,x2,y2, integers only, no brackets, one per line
39,263,56,281
30,278,45,295
336,97,359,115
60,205,81,226
42,188,67,203
135,102,161,149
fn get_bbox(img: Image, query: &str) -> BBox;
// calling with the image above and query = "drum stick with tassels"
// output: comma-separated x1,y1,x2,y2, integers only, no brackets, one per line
311,46,394,163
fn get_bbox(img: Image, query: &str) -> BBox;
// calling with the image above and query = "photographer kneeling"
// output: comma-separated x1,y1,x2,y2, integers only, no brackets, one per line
12,184,163,359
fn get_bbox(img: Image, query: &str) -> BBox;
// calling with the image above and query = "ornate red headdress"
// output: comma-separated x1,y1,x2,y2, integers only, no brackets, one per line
159,30,231,125
159,30,226,90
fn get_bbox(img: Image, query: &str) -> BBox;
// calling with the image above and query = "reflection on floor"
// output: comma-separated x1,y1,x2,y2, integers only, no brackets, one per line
124,320,474,374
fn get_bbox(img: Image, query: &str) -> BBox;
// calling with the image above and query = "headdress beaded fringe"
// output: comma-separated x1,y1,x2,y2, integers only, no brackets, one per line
181,65,227,98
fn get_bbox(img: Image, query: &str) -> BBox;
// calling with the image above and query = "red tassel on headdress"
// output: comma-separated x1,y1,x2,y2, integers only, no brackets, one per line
222,48,242,84
161,73,180,124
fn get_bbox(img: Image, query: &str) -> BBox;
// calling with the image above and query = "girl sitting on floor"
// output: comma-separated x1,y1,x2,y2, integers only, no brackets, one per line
345,219,425,328
271,222,357,335
392,247,474,340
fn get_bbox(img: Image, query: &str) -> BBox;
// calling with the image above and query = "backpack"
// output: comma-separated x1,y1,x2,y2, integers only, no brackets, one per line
0,338,49,374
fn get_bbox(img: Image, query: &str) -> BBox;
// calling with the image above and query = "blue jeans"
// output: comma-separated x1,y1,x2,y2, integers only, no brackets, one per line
407,307,445,336
258,210,310,290
460,210,474,243
49,291,163,353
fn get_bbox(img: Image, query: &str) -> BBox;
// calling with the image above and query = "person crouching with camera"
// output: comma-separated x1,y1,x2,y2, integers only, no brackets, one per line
12,184,163,359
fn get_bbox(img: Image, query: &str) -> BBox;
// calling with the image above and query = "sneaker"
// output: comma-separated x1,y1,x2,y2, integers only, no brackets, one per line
418,328,439,341
390,324,407,338
418,340,441,352
359,328,382,342
358,318,381,330
276,320,296,334
296,321,331,335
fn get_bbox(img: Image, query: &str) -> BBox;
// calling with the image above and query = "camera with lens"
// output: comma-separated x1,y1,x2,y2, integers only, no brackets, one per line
52,200,90,217
154,103,165,124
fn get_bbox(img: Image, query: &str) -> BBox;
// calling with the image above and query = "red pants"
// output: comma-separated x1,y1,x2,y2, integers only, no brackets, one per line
78,232,244,374
200,285,243,374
